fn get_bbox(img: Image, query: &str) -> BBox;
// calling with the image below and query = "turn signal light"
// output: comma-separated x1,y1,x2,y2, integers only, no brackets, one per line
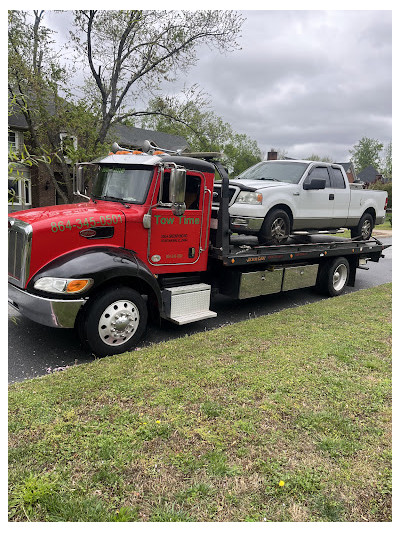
66,279,92,293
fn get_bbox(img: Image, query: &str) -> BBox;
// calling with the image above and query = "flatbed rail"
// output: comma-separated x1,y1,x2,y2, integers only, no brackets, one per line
209,236,389,267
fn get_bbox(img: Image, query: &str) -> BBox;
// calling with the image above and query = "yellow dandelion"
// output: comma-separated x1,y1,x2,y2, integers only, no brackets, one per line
156,420,161,424
279,480,285,487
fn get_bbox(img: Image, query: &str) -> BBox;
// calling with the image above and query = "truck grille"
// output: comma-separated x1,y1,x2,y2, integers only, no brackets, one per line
8,218,32,288
212,184,239,206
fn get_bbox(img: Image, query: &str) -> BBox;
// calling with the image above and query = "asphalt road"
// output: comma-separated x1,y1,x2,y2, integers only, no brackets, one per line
8,237,392,384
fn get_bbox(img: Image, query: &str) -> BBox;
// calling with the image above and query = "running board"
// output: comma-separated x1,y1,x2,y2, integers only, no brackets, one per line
162,283,217,325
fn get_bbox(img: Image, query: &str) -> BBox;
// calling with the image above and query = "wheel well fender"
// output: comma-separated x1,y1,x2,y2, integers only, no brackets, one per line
265,204,294,229
362,207,376,224
28,246,162,319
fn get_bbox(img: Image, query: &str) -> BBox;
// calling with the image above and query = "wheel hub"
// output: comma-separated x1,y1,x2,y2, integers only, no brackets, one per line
271,218,287,240
98,299,140,346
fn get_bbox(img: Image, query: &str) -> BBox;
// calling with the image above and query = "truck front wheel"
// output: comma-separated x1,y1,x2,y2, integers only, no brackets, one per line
350,212,374,240
316,256,349,297
258,209,291,245
78,286,148,356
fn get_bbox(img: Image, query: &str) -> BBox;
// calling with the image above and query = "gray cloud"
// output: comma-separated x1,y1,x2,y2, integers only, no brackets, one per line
43,9,392,163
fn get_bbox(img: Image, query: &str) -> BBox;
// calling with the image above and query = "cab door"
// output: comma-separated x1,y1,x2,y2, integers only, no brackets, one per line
147,172,206,267
297,165,334,229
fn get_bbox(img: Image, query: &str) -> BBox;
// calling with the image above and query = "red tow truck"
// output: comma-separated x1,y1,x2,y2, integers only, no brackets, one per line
8,142,390,356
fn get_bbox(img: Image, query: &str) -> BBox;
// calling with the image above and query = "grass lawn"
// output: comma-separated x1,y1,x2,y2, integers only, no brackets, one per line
9,284,392,522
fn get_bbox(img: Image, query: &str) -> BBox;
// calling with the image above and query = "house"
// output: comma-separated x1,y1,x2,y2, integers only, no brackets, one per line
356,165,384,187
8,107,189,211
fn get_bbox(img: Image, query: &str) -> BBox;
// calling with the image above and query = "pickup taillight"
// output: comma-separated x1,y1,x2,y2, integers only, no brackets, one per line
384,197,388,210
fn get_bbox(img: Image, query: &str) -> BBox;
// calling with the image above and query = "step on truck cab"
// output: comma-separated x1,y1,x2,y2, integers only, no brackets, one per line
8,141,390,356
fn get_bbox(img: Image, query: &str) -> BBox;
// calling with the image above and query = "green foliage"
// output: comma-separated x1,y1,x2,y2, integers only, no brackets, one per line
141,92,262,176
349,137,384,174
305,153,333,163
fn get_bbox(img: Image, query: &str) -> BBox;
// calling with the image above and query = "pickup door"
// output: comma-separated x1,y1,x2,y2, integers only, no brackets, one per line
297,164,350,229
297,165,334,229
329,166,349,227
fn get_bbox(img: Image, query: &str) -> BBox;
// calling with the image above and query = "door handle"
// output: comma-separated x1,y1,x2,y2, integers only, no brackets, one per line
329,194,335,200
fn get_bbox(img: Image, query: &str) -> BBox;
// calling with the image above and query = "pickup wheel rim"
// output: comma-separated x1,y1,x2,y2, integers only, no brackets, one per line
271,217,288,241
361,219,372,239
98,299,140,346
332,264,348,292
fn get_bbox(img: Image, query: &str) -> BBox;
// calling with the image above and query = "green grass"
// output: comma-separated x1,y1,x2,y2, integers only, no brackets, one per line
9,284,392,522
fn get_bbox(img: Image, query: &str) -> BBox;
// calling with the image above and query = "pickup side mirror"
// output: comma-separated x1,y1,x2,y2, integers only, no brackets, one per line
303,178,326,190
169,167,186,216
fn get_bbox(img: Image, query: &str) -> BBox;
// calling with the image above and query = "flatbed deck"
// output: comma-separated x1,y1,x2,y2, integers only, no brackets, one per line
209,234,389,267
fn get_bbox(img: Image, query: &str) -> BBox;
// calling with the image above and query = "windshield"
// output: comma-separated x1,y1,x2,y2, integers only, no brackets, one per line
92,165,154,204
236,161,309,184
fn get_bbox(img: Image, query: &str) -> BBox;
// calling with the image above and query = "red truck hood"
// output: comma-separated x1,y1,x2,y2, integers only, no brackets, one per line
10,202,125,225
9,202,129,286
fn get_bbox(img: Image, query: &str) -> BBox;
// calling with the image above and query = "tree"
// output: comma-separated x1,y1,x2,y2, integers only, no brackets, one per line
349,137,384,174
304,154,333,163
70,10,244,146
8,11,108,203
382,141,392,181
141,93,262,176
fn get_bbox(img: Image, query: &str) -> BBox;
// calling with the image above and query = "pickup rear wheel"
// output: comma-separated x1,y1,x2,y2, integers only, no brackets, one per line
258,209,291,245
316,257,349,297
78,286,147,356
351,213,374,240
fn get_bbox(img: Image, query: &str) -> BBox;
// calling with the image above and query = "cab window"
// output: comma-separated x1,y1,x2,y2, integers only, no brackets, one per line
304,166,331,188
161,174,201,209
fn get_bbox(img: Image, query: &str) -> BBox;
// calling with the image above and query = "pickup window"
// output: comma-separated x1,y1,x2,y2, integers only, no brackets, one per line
236,161,308,184
330,168,346,189
304,166,331,188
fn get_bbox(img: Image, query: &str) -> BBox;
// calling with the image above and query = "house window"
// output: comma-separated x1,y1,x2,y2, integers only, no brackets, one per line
8,130,18,152
8,167,32,209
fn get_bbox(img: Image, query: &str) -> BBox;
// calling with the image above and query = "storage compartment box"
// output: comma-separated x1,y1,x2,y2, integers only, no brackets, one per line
282,264,319,291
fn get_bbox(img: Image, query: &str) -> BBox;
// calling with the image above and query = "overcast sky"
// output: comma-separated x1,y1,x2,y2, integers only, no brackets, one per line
42,7,392,163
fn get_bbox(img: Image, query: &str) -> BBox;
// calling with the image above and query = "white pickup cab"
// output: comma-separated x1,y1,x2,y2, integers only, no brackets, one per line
213,160,388,245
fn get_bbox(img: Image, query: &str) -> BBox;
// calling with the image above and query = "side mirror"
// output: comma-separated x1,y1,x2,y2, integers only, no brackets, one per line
169,167,186,216
76,166,85,193
303,178,326,190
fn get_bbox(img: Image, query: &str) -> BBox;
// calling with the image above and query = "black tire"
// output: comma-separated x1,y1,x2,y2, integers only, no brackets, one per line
258,209,291,245
316,256,350,297
77,286,147,356
350,213,374,240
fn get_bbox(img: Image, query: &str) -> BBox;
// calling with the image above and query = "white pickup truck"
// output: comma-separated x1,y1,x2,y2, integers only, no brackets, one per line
213,160,388,245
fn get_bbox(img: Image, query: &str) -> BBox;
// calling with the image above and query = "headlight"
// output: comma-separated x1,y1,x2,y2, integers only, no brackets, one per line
236,191,263,205
34,277,93,294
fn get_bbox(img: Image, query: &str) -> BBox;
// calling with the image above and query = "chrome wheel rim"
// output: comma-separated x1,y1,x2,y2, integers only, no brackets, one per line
271,218,288,241
361,219,372,239
332,264,348,291
98,299,140,346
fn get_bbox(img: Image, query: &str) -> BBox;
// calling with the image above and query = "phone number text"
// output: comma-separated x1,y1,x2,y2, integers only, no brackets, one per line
50,215,123,233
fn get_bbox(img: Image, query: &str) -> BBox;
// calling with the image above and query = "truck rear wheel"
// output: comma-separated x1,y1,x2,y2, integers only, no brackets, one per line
350,212,374,240
316,256,349,297
258,209,291,245
78,286,147,356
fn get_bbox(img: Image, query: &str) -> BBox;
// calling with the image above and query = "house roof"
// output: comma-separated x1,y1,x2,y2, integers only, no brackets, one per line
357,164,380,183
110,123,189,152
8,103,29,130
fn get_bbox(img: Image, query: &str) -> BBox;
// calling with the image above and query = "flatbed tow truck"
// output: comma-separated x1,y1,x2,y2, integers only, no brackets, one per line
8,142,390,355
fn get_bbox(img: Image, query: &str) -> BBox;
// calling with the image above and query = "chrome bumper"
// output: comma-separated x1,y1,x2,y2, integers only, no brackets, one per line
230,216,264,232
8,283,86,328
